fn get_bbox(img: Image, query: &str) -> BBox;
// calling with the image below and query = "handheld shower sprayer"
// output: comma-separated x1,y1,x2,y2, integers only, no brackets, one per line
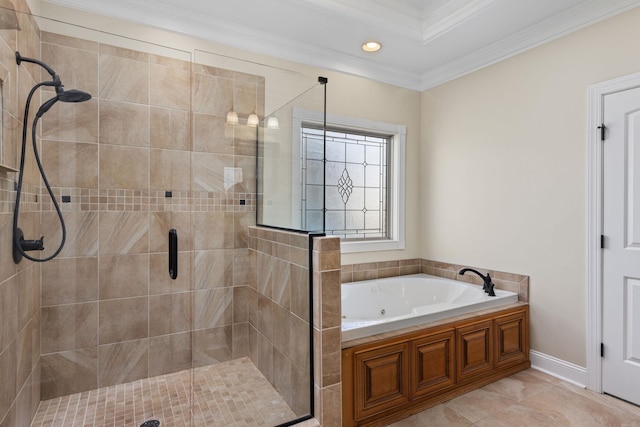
12,52,92,263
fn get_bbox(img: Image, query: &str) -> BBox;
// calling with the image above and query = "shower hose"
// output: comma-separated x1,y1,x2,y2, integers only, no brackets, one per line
13,81,67,263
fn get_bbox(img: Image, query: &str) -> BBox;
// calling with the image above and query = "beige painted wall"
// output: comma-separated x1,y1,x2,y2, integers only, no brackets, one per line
29,1,422,265
421,7,640,366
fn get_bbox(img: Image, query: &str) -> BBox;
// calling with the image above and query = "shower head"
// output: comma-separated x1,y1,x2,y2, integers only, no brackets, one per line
57,88,92,103
36,89,92,118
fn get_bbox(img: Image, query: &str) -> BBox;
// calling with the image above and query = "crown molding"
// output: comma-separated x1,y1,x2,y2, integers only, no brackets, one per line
421,0,497,44
420,0,640,90
42,0,425,90
42,0,640,92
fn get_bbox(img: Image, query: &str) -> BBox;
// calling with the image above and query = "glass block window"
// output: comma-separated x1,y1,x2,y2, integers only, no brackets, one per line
301,125,389,240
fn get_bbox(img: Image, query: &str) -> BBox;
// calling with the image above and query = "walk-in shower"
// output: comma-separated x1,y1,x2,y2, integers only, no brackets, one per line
1,5,325,426
13,51,91,263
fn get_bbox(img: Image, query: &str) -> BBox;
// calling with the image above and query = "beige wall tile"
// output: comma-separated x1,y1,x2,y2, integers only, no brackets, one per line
0,341,17,418
41,42,98,95
291,365,311,415
0,276,18,353
192,72,232,115
233,286,249,323
150,148,191,191
41,140,98,188
17,319,34,390
150,62,190,110
233,248,249,286
98,297,148,344
193,211,234,250
40,348,97,400
257,294,273,342
99,100,150,147
256,331,273,383
148,332,191,376
42,258,98,307
149,211,192,253
232,322,249,359
98,254,149,299
149,293,191,336
41,302,97,353
272,303,290,356
99,53,149,103
272,259,291,309
41,98,98,143
194,249,233,289
290,313,310,373
99,144,149,189
193,113,233,154
290,264,310,321
150,107,190,151
98,339,148,387
192,326,232,368
99,212,149,255
148,252,191,295
42,211,98,258
17,268,38,331
193,288,232,329
192,151,233,192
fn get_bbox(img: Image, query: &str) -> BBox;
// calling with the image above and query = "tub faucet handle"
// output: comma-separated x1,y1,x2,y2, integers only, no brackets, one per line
458,267,496,297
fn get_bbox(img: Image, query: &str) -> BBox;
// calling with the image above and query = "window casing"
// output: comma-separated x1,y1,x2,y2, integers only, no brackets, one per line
292,108,405,253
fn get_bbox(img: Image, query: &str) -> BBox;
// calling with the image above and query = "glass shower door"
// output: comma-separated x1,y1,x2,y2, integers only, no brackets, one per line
32,14,196,426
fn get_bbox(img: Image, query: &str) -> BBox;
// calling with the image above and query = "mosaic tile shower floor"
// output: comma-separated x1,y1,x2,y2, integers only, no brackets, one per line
31,357,296,427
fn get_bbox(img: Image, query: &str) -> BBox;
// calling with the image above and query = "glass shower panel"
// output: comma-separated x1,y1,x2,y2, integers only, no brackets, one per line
192,49,320,425
258,82,326,231
29,13,195,427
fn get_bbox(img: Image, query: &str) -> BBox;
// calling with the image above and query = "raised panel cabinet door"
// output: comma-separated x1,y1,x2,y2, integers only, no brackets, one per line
411,329,455,399
494,309,529,368
456,319,493,382
354,342,410,421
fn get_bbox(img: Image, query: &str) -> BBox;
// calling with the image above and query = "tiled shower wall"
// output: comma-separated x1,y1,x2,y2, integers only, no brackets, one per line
0,2,43,425
248,227,342,426
248,227,312,416
37,32,261,399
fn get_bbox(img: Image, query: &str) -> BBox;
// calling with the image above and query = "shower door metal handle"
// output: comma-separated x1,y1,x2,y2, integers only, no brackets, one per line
169,229,178,280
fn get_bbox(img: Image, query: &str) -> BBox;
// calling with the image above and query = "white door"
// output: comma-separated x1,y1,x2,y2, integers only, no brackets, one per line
602,86,640,405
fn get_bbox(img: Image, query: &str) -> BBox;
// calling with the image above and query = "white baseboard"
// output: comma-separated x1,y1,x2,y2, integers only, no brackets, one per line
529,350,587,388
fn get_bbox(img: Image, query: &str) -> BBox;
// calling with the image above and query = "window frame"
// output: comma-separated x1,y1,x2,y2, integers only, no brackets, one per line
292,107,406,253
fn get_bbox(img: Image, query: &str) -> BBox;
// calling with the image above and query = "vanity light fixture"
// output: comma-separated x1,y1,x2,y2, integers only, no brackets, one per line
361,41,382,52
226,110,239,125
247,111,259,127
266,116,279,129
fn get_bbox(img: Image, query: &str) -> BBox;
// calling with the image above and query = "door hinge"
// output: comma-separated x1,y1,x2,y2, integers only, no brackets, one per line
598,124,606,141
601,343,605,357
600,234,605,249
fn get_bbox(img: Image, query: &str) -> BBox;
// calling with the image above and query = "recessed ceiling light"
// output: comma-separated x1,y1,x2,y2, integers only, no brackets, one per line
361,41,382,52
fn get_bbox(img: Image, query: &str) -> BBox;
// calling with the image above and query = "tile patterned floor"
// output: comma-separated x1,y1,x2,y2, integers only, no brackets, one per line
388,369,640,427
30,365,640,426
30,357,296,427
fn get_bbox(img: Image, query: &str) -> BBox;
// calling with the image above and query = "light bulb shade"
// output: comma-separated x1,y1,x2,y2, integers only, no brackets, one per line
267,116,279,129
226,110,239,125
247,113,259,127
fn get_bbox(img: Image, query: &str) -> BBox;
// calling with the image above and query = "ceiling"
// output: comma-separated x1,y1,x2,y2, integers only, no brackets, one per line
43,0,640,90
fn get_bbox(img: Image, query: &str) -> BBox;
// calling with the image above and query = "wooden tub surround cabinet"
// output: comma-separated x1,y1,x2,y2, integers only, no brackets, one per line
341,303,530,427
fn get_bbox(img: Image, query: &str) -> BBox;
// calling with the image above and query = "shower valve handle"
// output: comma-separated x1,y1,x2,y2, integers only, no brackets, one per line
20,236,45,252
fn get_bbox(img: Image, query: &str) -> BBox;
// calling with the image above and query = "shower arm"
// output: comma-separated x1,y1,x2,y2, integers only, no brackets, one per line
15,51,61,86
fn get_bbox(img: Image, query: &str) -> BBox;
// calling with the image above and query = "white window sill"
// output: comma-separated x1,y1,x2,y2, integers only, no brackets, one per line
340,239,405,253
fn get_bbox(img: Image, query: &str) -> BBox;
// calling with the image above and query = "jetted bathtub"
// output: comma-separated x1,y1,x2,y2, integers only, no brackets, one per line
341,273,518,341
